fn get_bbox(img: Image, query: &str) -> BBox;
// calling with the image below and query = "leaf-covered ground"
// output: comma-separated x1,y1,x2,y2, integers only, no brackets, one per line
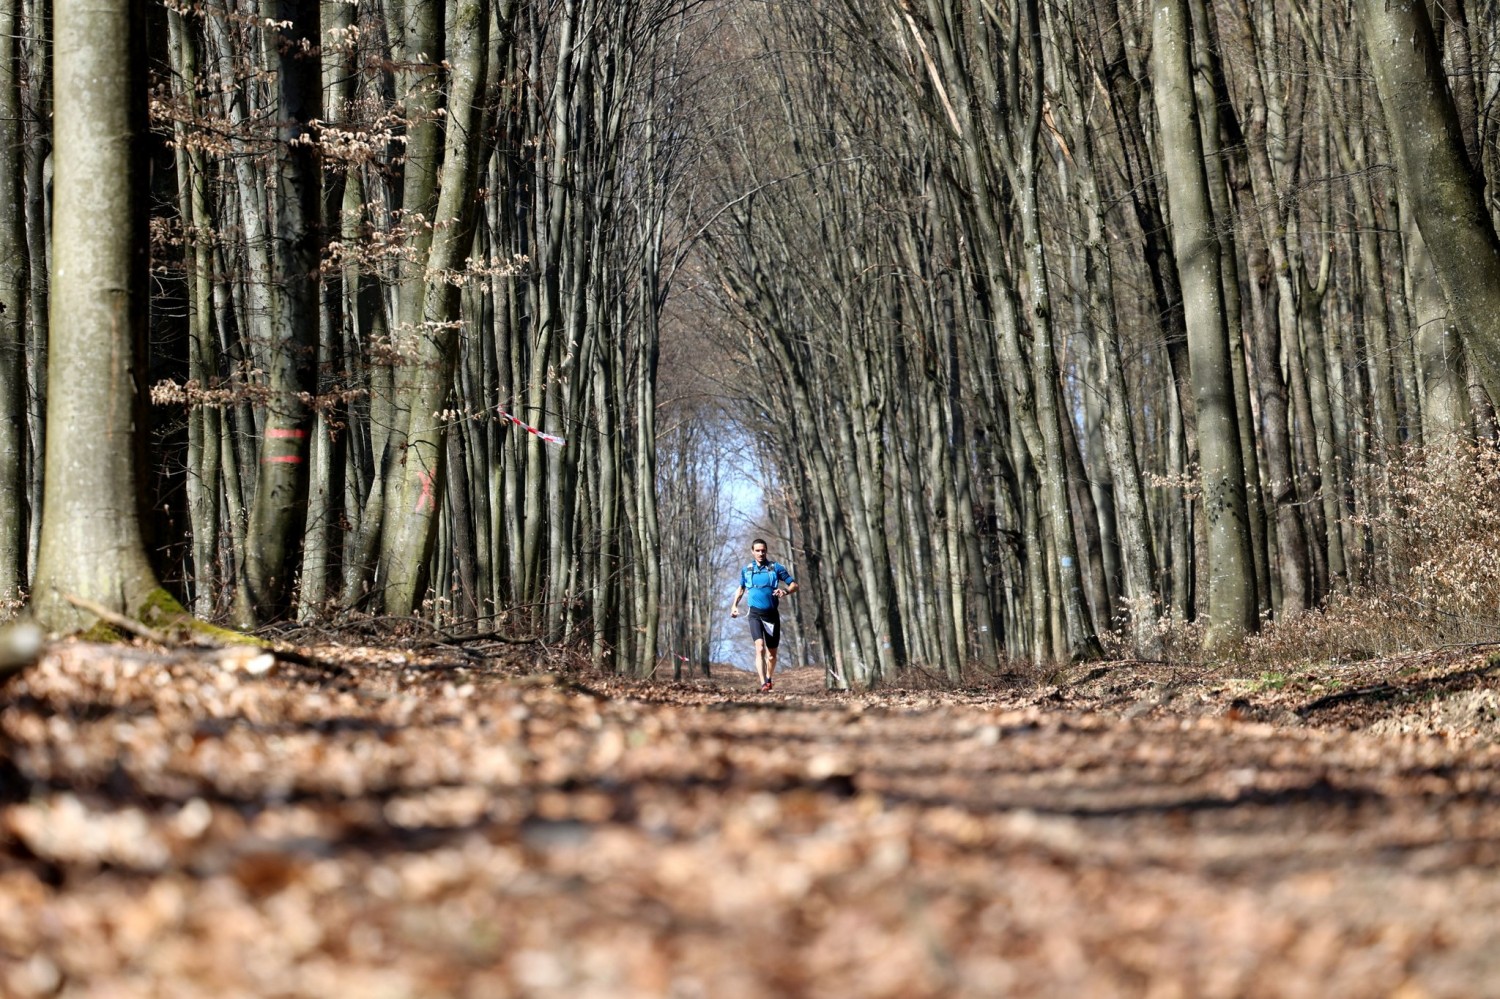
4,639,1500,997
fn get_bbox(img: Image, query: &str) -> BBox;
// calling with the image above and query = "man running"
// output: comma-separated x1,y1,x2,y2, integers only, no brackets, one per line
730,538,798,691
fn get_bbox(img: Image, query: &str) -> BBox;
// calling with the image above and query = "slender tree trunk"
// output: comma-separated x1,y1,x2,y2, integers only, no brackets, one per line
242,0,321,622
0,0,29,605
1152,0,1258,648
168,10,223,618
1356,0,1500,400
590,337,620,671
634,268,664,676
21,0,47,586
380,0,493,615
298,0,359,619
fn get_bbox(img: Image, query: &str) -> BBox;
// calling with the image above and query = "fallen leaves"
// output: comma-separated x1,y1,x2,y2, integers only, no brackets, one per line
2,640,1500,996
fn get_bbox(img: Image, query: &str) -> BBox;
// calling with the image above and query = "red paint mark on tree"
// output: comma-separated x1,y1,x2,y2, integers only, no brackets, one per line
415,469,436,513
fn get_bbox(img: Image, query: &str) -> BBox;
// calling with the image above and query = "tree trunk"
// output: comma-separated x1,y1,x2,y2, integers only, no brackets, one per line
1356,0,1500,401
32,0,171,632
21,0,47,587
242,0,321,622
168,10,223,618
1190,0,1271,619
1405,213,1471,441
1152,0,1258,648
379,0,493,615
0,0,29,606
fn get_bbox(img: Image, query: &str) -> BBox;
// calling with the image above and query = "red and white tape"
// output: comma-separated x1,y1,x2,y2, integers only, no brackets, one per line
497,408,566,447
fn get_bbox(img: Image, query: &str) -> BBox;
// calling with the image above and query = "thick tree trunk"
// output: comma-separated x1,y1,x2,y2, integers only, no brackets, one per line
32,0,169,632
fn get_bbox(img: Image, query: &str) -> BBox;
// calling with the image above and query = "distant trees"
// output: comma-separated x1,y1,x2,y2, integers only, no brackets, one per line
4,0,1499,678
689,0,1500,677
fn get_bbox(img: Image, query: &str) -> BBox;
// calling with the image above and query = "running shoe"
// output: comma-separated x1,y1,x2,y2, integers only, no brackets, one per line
762,678,774,692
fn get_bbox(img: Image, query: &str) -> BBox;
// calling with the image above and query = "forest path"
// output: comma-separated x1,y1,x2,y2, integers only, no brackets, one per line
3,641,1500,997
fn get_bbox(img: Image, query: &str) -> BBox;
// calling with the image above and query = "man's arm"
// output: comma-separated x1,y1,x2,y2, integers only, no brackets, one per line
730,584,745,617
775,565,798,597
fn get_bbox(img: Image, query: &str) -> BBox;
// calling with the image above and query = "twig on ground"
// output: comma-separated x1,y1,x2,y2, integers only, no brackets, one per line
63,593,168,645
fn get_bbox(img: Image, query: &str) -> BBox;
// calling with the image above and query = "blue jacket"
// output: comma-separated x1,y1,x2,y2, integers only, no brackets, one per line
740,560,794,612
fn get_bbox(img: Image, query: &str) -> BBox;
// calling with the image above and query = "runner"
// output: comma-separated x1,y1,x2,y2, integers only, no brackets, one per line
729,538,798,691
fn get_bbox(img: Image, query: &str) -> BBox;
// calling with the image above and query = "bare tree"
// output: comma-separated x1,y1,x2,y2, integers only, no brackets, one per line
1151,0,1258,647
1355,0,1500,402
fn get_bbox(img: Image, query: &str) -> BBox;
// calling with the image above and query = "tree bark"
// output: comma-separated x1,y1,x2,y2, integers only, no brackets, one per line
0,0,29,606
1152,0,1258,648
32,0,171,632
1355,0,1500,401
242,0,321,622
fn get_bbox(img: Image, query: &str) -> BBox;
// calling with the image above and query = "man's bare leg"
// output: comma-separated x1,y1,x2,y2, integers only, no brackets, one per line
765,648,778,683
753,639,767,685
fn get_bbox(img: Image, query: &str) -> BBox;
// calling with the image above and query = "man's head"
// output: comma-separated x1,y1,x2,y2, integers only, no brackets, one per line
752,538,768,564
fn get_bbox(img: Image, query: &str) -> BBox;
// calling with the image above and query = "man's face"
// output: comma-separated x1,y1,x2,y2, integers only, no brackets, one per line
753,545,767,565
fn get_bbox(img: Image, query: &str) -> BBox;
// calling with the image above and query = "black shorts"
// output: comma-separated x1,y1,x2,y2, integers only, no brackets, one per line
747,608,782,649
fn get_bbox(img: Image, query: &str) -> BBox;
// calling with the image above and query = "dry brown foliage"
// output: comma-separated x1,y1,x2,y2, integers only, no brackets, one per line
1242,441,1500,671
4,636,1500,997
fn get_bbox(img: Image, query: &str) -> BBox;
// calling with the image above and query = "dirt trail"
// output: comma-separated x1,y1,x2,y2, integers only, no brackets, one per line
3,641,1500,997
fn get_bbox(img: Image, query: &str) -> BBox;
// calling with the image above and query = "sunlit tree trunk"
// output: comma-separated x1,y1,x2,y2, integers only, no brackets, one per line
379,0,492,615
32,0,172,632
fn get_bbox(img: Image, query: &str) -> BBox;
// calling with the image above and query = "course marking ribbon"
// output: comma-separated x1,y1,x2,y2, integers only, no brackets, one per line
497,407,566,447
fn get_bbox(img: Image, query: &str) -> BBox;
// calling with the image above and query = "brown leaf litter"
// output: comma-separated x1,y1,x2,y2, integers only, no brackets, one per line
3,639,1500,997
